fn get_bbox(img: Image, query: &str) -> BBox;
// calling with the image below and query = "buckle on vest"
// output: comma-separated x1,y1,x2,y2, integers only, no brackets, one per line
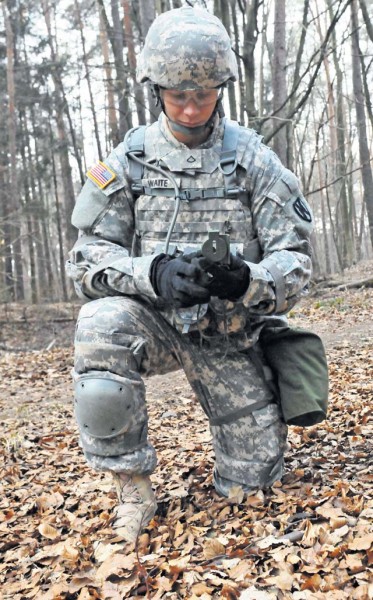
227,187,240,198
131,184,144,193
219,151,238,176
183,189,200,201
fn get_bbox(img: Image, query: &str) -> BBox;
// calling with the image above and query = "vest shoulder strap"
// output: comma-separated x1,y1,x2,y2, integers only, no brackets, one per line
219,119,240,173
124,125,147,182
125,119,242,198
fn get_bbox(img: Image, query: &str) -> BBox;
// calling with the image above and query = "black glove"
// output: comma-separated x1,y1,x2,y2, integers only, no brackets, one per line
150,254,211,308
194,253,250,301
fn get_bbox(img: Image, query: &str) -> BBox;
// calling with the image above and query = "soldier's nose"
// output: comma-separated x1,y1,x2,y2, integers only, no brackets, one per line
183,100,200,117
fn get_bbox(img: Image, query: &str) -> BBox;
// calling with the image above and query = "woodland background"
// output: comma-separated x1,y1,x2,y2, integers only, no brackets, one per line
0,2,372,597
0,0,372,304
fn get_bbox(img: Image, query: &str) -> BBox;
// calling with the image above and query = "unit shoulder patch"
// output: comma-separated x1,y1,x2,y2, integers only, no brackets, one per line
87,161,116,189
293,197,312,222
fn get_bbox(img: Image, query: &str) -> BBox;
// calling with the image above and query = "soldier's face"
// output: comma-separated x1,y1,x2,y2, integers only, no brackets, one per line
161,89,218,142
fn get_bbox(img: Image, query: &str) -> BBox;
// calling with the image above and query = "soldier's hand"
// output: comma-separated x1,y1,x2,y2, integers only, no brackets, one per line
195,253,250,301
151,254,211,308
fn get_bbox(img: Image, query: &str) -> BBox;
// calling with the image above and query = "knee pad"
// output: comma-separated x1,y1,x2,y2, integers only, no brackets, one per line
74,372,147,456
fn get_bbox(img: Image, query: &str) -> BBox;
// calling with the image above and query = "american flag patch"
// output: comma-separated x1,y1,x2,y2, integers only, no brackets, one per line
87,161,116,189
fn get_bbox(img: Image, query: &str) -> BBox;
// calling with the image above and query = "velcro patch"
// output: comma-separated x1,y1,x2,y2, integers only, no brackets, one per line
87,162,116,189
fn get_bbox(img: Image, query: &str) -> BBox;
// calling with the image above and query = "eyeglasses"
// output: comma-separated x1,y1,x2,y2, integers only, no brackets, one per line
161,88,219,108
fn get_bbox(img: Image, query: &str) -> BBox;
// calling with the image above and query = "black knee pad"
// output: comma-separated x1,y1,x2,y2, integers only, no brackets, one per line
74,372,147,456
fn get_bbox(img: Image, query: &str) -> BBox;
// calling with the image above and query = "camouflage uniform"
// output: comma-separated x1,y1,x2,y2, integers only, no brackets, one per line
66,7,313,497
67,8,312,496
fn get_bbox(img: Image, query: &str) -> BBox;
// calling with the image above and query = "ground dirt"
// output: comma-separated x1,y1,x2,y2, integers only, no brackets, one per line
0,261,372,599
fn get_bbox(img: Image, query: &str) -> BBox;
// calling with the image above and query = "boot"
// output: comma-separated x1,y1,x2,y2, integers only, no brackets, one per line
111,472,157,543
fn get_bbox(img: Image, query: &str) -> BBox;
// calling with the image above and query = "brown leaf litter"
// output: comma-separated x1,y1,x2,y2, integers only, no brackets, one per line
0,284,372,599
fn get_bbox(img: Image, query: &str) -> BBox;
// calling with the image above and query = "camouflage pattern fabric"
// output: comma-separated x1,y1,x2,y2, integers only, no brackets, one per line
74,297,287,491
136,7,238,89
67,114,313,322
66,111,313,494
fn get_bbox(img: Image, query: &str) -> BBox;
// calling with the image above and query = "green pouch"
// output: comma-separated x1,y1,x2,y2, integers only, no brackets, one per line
260,326,329,426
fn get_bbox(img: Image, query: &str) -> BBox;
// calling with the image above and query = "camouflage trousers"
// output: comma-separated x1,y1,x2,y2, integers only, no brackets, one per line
73,296,288,496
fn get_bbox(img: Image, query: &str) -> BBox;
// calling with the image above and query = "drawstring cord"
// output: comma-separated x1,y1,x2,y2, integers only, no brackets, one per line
127,150,233,353
126,152,181,255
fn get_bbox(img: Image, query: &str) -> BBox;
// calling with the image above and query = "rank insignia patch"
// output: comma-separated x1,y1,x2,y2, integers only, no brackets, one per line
87,162,116,189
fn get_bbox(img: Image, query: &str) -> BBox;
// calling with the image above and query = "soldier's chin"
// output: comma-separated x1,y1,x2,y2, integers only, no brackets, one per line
169,120,208,136
177,121,206,128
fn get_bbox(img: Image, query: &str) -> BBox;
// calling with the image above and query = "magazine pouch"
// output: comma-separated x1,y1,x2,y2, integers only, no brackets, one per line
260,326,328,426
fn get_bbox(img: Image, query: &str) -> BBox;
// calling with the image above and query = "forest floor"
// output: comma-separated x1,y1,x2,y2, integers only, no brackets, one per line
0,261,372,600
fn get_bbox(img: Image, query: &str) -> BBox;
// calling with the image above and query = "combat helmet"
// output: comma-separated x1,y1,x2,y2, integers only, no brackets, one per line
137,7,238,90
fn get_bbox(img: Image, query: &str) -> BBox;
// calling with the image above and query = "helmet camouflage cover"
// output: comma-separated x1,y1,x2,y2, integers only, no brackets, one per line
137,7,238,90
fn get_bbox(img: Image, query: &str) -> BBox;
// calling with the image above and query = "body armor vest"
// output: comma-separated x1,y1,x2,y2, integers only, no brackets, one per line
124,119,261,264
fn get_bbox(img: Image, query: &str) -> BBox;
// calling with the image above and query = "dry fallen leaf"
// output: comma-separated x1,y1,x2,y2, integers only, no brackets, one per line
191,582,214,596
62,542,79,562
203,538,226,559
300,573,322,592
38,523,59,540
239,587,277,599
228,486,244,504
96,553,136,581
263,571,294,591
349,532,373,551
2,289,372,600
165,554,191,573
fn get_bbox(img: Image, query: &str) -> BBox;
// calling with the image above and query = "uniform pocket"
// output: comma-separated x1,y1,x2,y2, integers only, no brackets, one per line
252,403,282,428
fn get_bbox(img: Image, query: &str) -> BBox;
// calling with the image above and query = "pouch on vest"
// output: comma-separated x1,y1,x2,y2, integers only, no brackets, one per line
260,327,328,427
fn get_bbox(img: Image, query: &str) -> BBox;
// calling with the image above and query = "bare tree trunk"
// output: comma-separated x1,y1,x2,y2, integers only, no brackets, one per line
321,194,331,275
122,0,147,125
313,104,331,275
264,0,351,146
99,9,119,148
97,0,133,139
327,0,354,267
74,0,103,160
272,0,287,165
48,120,68,302
360,51,373,132
242,0,260,130
42,0,85,186
230,0,245,124
315,0,341,268
216,0,237,120
54,99,77,251
20,34,52,300
19,113,38,303
3,2,24,301
27,102,55,299
156,0,170,13
287,0,309,170
258,2,268,126
42,0,78,253
0,163,13,301
351,0,373,249
139,0,161,122
111,0,133,134
325,187,343,273
358,0,373,43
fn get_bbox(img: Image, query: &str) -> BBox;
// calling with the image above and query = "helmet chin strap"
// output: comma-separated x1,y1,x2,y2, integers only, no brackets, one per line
168,120,210,136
